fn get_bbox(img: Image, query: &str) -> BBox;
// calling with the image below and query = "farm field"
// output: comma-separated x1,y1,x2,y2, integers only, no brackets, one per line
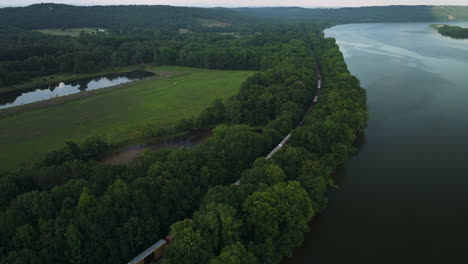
0,66,254,170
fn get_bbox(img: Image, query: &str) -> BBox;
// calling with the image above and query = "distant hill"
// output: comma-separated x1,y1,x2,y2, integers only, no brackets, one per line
1,4,468,31
0,4,242,31
234,5,468,24
432,6,468,21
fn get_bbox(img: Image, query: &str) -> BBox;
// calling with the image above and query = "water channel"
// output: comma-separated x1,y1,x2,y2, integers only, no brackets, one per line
0,70,154,109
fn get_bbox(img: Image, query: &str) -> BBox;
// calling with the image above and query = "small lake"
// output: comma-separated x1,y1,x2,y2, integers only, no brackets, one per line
287,22,468,263
100,128,213,165
0,70,155,109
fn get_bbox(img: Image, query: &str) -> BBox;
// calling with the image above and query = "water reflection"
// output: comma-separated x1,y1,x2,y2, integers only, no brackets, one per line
0,70,154,109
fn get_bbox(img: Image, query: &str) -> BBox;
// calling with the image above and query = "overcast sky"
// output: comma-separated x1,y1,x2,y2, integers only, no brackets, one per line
2,0,468,7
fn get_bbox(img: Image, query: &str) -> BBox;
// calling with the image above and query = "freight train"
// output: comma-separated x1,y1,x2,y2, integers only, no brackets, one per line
127,236,173,264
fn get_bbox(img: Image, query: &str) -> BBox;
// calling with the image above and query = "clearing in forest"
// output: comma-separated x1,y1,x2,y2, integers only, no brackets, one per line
34,28,108,36
0,66,254,170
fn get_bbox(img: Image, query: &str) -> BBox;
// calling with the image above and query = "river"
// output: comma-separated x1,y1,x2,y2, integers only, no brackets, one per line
286,22,468,263
0,70,154,109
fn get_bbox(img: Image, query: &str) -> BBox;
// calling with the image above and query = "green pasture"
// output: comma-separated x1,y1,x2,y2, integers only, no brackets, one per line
0,66,254,170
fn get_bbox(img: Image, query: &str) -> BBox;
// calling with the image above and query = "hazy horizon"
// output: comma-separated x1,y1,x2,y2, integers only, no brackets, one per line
2,0,468,8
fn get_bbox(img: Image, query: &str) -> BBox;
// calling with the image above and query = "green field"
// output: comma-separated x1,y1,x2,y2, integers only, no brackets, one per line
34,28,106,37
0,66,254,170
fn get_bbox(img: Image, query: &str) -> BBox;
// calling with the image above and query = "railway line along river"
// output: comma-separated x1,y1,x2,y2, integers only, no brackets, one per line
286,22,468,263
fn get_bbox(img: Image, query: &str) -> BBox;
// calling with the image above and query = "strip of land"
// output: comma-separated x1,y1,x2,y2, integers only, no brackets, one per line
431,24,468,39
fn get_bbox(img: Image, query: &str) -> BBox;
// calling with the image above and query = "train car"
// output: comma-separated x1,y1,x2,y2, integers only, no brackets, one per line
128,236,174,264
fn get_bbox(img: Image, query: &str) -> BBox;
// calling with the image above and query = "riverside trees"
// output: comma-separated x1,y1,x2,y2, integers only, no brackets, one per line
0,23,367,264
164,30,368,264
436,25,468,39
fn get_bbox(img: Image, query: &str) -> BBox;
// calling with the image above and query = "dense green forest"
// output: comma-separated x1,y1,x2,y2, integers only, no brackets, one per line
0,3,260,90
19,2,468,264
2,4,468,91
434,24,468,39
0,4,243,30
0,23,262,90
3,3,468,264
2,4,467,31
163,35,367,264
0,16,368,263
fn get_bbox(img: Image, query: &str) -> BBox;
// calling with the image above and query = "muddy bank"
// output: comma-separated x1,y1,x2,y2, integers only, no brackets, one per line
100,128,213,165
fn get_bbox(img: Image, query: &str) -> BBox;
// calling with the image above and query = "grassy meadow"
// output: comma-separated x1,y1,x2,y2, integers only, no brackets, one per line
0,66,254,170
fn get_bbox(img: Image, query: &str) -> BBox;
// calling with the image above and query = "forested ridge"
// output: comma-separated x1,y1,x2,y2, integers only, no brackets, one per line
2,4,468,30
0,4,243,30
236,5,468,23
0,4,368,264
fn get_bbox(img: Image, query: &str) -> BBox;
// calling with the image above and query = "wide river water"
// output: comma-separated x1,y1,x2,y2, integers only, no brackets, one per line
286,22,468,263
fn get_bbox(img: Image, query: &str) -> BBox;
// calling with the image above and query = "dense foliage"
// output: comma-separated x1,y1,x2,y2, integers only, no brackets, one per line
0,4,242,31
2,4,468,89
435,24,468,39
0,4,370,264
0,23,361,263
0,28,260,89
163,33,367,264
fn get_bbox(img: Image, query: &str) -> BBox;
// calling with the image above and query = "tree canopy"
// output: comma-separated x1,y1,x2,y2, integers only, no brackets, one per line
0,8,368,263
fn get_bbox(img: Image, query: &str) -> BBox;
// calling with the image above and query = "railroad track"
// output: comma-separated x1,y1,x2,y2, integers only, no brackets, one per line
127,66,323,264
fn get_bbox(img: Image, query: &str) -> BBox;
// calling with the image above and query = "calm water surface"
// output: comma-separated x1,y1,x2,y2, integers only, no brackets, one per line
0,70,154,109
287,22,468,263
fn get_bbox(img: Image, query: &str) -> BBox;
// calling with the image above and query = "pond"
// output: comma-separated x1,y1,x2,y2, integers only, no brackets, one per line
0,70,155,109
100,128,213,165
286,22,468,263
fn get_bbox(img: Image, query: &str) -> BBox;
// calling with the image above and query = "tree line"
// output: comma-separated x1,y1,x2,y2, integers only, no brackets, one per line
0,29,262,89
435,25,468,39
162,30,368,264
